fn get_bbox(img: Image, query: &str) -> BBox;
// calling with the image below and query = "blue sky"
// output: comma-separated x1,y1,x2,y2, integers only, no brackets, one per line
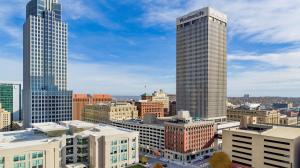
1,0,300,96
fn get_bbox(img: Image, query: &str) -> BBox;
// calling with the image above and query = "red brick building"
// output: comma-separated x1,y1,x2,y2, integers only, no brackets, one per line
135,101,164,119
91,94,112,104
72,94,90,120
72,94,112,120
164,111,216,162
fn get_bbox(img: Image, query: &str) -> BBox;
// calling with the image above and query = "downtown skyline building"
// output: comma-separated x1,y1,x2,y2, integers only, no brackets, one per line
0,83,22,122
176,7,227,122
23,0,72,128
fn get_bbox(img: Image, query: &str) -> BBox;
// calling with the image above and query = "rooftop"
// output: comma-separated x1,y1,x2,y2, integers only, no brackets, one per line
79,124,138,137
0,129,60,149
32,122,68,133
228,125,300,140
112,119,165,128
60,120,96,129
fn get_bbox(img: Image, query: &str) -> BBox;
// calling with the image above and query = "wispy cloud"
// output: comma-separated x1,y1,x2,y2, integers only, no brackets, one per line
0,56,175,95
62,0,119,29
229,48,300,68
139,0,300,44
228,48,300,96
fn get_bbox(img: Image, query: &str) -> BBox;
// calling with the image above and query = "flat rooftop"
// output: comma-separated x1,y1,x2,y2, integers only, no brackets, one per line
0,129,60,149
228,125,300,140
79,124,138,137
32,122,68,132
60,120,96,129
112,119,165,128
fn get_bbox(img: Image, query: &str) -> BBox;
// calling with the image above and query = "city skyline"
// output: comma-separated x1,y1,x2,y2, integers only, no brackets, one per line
1,0,300,96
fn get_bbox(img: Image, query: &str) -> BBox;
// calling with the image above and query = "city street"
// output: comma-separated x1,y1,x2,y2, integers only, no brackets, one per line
144,154,210,168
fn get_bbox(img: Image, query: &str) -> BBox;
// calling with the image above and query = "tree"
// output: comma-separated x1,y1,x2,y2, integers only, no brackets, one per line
153,163,163,168
209,152,231,168
139,156,149,164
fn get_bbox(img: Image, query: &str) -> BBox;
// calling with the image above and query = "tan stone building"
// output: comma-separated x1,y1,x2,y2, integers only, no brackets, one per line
72,94,112,120
0,128,62,168
82,102,138,123
152,89,170,116
0,121,139,168
227,109,281,124
280,116,298,125
0,103,11,132
222,124,300,168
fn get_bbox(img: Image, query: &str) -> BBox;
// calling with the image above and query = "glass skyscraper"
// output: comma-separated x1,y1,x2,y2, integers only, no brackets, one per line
23,0,72,128
176,7,227,122
0,83,22,121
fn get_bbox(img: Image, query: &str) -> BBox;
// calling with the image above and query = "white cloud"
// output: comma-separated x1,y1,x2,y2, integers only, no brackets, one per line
62,0,119,29
229,49,300,68
68,61,175,95
228,48,300,96
0,57,175,95
140,0,300,43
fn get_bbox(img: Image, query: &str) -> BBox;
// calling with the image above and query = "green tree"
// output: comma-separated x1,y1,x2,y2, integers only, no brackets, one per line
139,156,149,164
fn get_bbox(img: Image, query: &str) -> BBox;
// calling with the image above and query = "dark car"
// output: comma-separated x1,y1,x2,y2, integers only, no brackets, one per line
204,155,210,159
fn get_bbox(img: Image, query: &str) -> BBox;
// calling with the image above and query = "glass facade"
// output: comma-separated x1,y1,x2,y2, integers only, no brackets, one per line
0,83,22,121
23,0,72,128
0,84,13,113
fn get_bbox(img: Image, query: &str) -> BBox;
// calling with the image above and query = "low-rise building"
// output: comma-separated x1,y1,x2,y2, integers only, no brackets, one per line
135,100,164,119
0,121,139,168
82,102,138,123
72,94,112,120
111,118,165,156
73,94,90,120
112,111,217,163
164,111,216,162
227,109,280,124
152,89,170,116
91,94,112,104
222,122,300,168
0,103,11,131
61,121,139,168
273,102,293,109
280,116,298,125
141,93,152,101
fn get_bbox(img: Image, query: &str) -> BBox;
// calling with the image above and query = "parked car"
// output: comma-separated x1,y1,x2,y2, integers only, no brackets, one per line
204,155,210,159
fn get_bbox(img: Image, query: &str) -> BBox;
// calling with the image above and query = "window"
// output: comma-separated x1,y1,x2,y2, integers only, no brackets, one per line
110,155,117,164
121,153,127,161
32,159,43,168
0,157,4,168
32,152,43,159
14,162,26,168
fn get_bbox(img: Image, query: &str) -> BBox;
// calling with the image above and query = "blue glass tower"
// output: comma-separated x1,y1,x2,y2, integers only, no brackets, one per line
23,0,72,128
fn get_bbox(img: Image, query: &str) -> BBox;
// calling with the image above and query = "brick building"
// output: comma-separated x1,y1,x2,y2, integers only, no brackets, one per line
72,94,112,120
164,111,216,162
135,100,164,119
91,94,112,104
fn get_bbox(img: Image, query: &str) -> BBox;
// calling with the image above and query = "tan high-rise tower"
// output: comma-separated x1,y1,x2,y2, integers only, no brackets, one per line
176,7,227,122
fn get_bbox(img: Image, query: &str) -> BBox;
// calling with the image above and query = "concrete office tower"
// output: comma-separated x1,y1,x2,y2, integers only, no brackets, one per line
23,0,72,127
0,83,22,121
176,7,227,121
